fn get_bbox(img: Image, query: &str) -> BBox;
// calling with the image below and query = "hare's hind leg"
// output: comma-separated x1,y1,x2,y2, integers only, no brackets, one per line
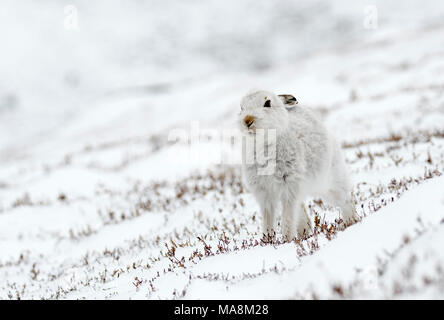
327,189,357,224
327,149,358,224
341,196,357,224
325,173,358,224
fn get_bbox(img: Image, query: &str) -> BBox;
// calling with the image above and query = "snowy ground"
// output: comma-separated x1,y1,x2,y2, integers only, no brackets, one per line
1,1,444,299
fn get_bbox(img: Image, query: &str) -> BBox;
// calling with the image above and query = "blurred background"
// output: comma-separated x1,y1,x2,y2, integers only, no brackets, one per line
1,0,444,159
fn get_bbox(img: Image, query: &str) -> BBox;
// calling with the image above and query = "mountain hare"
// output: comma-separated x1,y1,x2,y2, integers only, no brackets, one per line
240,90,357,239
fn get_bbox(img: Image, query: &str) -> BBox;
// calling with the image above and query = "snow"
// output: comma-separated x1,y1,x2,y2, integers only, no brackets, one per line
1,1,444,299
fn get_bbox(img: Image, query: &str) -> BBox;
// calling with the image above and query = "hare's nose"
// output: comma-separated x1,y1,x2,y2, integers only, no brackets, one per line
243,115,255,128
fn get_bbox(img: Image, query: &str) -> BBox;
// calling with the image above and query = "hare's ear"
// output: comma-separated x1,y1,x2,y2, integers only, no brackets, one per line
278,94,298,108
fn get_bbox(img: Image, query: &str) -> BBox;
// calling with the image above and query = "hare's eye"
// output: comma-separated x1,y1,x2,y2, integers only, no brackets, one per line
264,100,271,108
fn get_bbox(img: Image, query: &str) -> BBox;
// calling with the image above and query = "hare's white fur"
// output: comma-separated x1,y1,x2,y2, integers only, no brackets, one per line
240,90,357,239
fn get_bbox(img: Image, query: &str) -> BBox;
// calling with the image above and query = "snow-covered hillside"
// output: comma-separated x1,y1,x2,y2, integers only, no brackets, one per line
1,1,444,299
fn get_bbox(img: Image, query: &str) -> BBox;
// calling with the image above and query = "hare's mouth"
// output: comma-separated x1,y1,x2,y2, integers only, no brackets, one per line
245,124,256,135
241,127,256,135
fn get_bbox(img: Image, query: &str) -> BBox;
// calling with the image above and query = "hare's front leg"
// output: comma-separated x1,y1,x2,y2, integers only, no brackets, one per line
283,200,311,240
259,197,277,236
295,202,312,238
282,200,295,240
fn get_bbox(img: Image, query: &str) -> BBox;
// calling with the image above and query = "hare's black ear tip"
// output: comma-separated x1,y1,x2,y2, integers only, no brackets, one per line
279,94,298,105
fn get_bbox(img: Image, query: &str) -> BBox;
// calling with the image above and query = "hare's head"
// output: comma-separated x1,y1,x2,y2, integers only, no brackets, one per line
239,90,297,134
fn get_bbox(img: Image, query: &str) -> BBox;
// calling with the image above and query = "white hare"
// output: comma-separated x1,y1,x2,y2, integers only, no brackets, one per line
240,90,357,239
